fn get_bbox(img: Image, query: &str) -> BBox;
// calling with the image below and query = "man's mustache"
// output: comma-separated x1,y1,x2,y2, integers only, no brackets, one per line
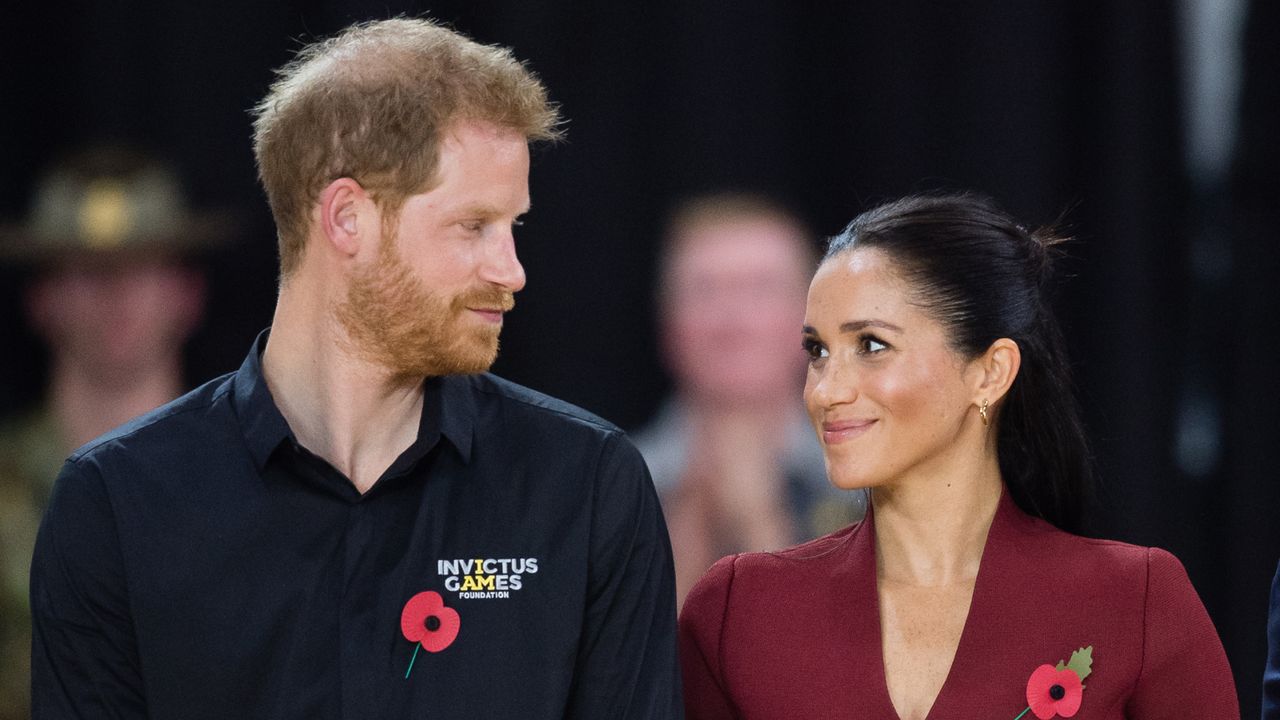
452,287,515,312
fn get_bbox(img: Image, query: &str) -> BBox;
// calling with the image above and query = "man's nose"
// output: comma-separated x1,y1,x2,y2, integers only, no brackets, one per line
481,232,526,292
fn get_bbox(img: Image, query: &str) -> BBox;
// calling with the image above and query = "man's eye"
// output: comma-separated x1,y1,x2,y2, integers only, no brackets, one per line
461,220,483,233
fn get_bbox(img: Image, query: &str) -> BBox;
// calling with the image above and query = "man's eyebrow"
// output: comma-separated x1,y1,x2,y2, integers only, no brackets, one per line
801,319,904,335
454,204,500,218
447,202,531,219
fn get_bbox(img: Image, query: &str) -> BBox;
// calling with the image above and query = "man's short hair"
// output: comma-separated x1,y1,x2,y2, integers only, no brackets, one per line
251,17,561,277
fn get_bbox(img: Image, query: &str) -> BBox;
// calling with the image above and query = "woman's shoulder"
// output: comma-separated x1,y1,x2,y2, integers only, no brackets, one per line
730,520,863,573
1008,523,1235,716
1060,533,1196,598
1025,506,1173,549
683,521,868,614
999,509,1196,596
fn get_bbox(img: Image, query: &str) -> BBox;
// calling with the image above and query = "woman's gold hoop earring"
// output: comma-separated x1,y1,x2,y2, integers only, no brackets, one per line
979,399,990,426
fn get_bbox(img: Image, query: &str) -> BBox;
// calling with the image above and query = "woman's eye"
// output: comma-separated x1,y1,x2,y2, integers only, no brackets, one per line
461,220,484,233
802,339,828,361
859,335,888,354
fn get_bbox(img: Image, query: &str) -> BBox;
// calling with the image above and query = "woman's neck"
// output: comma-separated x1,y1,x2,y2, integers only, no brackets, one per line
871,451,1003,588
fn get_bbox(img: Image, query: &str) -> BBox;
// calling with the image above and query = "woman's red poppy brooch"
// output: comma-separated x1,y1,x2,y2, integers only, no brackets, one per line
400,591,461,679
1015,646,1092,719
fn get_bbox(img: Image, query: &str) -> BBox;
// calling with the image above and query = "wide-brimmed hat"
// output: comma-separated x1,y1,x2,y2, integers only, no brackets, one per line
0,145,234,265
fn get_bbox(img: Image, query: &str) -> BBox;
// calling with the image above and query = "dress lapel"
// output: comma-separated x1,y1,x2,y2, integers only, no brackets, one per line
921,489,1036,719
862,489,1025,720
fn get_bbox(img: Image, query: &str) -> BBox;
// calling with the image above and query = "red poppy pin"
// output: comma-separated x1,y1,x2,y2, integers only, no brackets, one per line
1015,646,1092,719
400,591,460,679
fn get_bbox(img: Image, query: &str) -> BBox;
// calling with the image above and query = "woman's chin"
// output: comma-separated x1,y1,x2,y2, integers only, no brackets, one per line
826,470,877,492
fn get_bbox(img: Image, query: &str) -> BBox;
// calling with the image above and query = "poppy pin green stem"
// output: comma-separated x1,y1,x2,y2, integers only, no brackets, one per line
404,642,422,679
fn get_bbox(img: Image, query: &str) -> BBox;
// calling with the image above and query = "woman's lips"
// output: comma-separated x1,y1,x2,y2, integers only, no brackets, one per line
822,418,876,445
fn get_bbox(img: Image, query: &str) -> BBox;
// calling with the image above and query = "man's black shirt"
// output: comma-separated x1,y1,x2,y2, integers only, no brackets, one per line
30,333,681,718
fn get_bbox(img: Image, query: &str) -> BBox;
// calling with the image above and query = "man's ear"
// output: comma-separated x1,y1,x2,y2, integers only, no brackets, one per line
970,337,1021,410
317,177,376,259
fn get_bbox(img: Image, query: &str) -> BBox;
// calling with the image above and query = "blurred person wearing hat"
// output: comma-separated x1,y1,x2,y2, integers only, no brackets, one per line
632,192,866,607
0,145,219,720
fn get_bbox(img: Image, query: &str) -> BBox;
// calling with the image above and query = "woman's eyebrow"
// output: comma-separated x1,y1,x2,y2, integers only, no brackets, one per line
803,319,902,336
838,319,904,334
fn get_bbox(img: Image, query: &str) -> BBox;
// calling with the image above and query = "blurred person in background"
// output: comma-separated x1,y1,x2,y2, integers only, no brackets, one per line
0,145,219,720
633,193,865,605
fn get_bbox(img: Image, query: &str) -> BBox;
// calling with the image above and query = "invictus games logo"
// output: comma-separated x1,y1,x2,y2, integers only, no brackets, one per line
437,557,539,599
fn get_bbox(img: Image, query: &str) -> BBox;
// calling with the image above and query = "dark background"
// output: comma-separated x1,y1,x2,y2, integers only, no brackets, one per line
1,1,1276,714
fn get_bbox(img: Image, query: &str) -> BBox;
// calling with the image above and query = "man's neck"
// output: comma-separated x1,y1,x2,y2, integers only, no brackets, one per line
49,355,185,452
263,285,424,495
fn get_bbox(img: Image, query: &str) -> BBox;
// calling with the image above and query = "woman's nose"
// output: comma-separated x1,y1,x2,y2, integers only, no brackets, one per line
807,357,859,409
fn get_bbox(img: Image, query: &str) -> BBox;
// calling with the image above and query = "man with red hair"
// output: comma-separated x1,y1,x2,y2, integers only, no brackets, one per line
30,19,680,719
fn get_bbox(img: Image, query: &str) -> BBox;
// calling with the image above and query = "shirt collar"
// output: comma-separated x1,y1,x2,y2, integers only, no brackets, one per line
231,328,477,471
232,329,292,471
399,374,476,469
434,374,475,464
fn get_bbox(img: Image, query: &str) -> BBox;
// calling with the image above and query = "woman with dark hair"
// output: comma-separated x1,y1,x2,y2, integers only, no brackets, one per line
678,194,1237,719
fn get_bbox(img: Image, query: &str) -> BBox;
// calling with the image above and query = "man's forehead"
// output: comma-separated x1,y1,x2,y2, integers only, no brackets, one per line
438,200,532,218
412,124,531,216
438,119,532,151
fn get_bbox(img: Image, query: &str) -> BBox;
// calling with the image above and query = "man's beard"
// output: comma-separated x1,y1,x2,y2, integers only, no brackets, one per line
335,239,514,380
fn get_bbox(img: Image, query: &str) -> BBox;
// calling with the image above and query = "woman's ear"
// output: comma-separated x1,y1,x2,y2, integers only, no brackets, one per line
970,338,1021,408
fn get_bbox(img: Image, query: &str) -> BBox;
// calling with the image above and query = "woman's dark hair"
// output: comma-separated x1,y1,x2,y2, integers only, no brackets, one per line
825,192,1091,533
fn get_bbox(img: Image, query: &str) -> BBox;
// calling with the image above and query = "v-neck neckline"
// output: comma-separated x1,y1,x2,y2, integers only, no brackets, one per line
861,488,1014,720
